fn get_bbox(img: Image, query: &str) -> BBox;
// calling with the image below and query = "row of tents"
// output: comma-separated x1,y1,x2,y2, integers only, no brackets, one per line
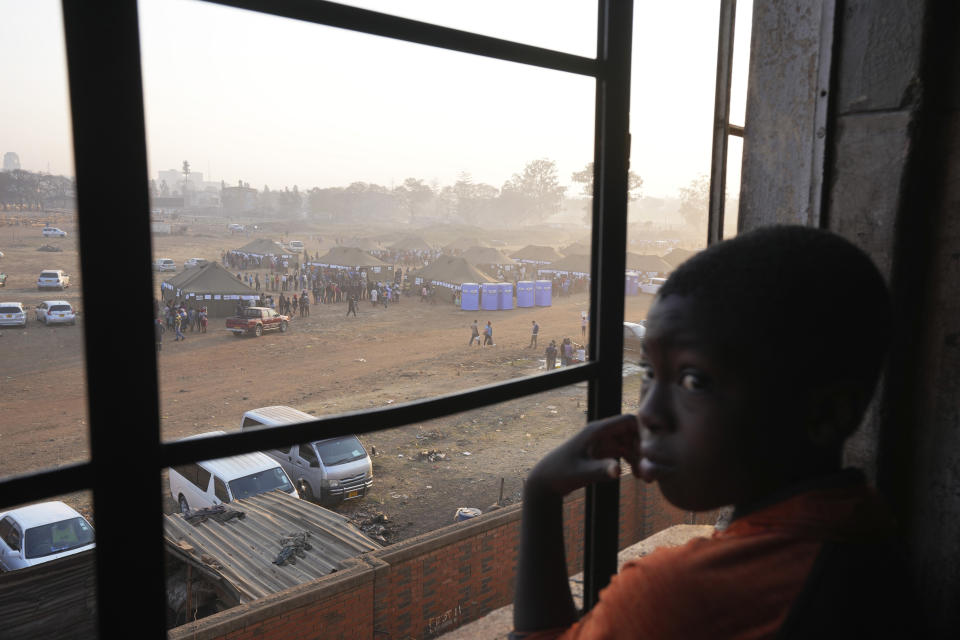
165,237,695,316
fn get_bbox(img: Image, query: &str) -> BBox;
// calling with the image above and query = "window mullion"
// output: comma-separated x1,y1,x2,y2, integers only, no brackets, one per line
61,1,167,637
583,0,634,612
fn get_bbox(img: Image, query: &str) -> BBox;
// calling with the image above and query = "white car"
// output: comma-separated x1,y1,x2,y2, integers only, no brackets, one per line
37,269,70,290
0,302,26,327
227,223,245,232
41,227,67,238
0,501,95,571
153,258,176,272
287,240,304,253
35,300,76,325
183,257,209,269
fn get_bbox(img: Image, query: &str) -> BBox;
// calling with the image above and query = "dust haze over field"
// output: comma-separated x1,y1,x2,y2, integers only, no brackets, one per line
0,210,674,543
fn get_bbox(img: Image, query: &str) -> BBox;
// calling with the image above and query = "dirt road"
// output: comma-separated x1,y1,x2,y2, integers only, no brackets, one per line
0,219,653,542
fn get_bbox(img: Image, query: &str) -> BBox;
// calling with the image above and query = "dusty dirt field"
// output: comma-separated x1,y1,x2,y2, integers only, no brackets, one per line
0,215,653,542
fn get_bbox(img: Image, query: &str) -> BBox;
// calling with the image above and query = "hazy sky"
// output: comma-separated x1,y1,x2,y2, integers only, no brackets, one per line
0,0,751,198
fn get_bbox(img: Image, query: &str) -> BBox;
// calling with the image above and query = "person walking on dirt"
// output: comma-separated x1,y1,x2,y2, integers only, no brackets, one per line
545,340,557,370
370,288,379,306
174,310,185,342
530,320,539,348
469,319,480,346
347,295,358,317
200,307,208,333
562,337,574,366
194,306,202,332
483,321,495,346
292,294,299,316
581,311,588,339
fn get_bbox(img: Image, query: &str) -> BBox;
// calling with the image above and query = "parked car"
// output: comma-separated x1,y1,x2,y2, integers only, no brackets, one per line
0,272,6,287
35,300,76,325
0,501,95,571
623,321,646,356
153,258,176,272
37,269,70,290
183,257,209,269
168,431,300,514
240,406,374,505
41,227,67,238
225,306,289,337
287,240,304,253
639,277,667,295
0,302,26,328
227,223,245,232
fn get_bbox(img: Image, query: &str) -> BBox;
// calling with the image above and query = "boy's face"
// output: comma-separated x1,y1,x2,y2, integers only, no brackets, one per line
637,294,786,511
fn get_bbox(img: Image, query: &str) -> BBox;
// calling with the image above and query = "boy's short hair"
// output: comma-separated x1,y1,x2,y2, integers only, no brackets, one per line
659,226,891,409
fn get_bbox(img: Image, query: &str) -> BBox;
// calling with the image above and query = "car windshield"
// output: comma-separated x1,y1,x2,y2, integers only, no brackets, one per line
0,306,22,314
315,436,367,466
50,305,71,312
24,517,95,559
40,272,59,278
228,467,293,500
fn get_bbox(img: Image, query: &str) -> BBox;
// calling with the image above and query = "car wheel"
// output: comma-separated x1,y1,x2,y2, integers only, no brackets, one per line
254,324,263,337
297,480,315,502
279,321,288,333
178,495,190,514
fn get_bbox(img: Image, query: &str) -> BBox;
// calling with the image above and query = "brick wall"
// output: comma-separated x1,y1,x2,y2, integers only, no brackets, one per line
170,474,717,640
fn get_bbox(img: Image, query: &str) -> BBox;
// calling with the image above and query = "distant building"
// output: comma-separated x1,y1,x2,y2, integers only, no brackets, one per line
221,185,258,215
2,152,21,172
157,169,204,196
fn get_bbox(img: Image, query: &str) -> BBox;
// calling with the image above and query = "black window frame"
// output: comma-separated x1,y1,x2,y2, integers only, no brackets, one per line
0,0,635,635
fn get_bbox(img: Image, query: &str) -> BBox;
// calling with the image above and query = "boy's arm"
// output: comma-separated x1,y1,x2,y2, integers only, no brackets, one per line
514,414,640,633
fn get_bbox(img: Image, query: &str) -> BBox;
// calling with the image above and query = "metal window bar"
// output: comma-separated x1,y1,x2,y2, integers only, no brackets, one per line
0,1,634,636
707,0,738,246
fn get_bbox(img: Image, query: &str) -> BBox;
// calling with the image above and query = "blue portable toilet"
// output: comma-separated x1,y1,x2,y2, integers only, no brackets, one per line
625,271,639,296
461,283,479,311
516,281,535,307
535,280,552,307
498,282,513,310
481,283,499,310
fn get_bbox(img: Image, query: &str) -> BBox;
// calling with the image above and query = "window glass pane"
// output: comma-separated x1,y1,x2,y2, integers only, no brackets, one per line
723,135,744,239
0,0,90,478
162,387,586,633
138,0,595,443
729,0,754,127
334,0,597,58
0,491,98,638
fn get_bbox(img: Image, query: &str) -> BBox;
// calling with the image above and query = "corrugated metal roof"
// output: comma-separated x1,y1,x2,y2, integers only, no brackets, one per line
163,491,379,604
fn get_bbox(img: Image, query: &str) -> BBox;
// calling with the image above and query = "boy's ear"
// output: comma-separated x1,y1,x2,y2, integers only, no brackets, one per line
804,382,863,448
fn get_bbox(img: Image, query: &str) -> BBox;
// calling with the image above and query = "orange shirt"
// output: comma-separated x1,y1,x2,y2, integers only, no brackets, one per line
518,476,894,640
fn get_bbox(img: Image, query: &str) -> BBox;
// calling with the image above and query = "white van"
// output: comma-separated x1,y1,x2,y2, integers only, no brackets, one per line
287,240,304,253
640,277,667,295
168,431,299,514
240,406,373,505
153,258,176,272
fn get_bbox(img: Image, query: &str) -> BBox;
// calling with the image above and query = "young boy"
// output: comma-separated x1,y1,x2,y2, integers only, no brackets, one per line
513,226,907,638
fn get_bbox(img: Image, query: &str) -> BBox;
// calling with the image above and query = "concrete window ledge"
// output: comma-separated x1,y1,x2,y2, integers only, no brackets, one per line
439,524,715,640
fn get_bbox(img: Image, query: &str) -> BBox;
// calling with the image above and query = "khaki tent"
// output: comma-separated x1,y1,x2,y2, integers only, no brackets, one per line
510,245,562,264
538,253,591,276
662,247,695,269
413,256,497,287
561,242,591,256
626,253,671,274
313,246,394,280
389,236,433,252
161,262,259,317
234,238,283,256
460,246,517,267
340,237,382,251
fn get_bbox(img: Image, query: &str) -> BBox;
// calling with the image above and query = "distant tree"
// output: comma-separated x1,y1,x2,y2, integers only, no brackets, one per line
678,174,710,230
500,158,566,223
452,172,499,225
570,162,643,199
0,171,11,210
394,177,434,222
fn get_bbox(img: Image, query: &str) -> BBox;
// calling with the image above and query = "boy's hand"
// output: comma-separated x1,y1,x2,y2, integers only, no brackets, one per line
526,414,641,500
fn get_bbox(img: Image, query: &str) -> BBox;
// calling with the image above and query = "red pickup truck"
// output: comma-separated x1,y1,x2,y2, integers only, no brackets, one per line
225,307,289,337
